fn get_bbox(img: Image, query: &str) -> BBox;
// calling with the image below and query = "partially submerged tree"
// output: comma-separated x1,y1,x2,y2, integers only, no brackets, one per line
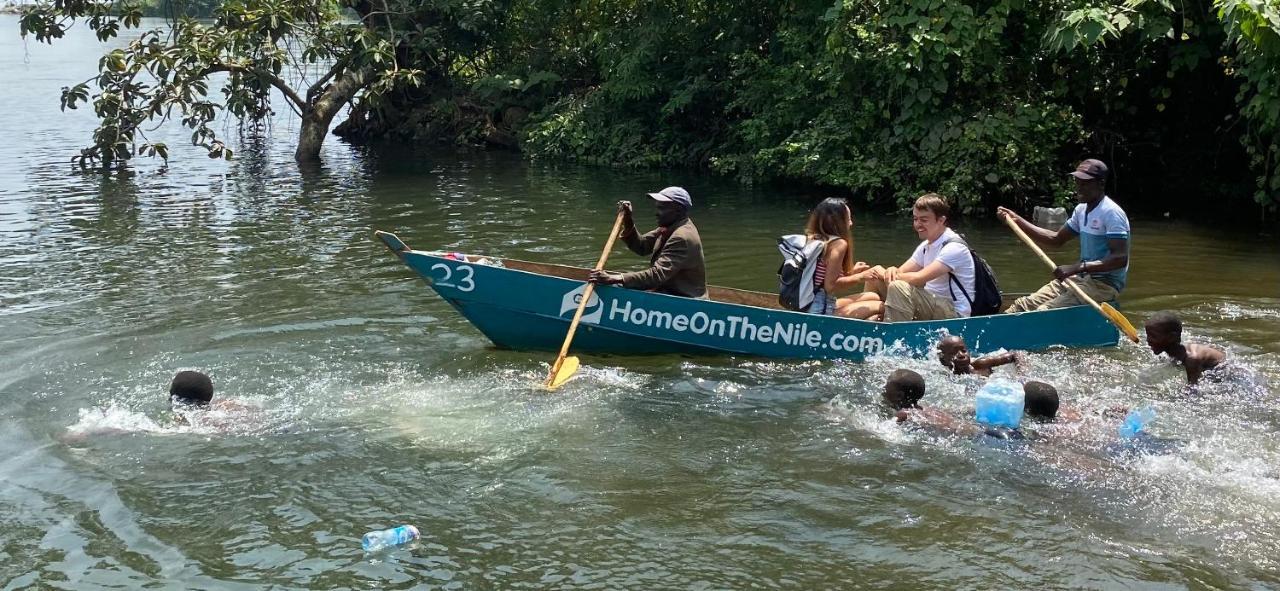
19,0,425,167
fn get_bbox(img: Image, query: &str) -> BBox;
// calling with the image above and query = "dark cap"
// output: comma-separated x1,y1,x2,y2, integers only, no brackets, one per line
647,186,692,209
1069,159,1109,181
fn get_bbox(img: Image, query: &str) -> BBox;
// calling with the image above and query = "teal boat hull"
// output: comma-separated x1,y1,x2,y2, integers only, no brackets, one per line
377,232,1119,361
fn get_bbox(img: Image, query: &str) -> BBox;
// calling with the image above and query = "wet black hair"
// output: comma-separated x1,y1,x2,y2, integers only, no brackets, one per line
883,369,926,410
1023,381,1059,420
170,370,214,405
1145,311,1182,336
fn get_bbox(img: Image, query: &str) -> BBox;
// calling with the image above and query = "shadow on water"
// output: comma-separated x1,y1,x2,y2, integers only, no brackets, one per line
1,14,1280,590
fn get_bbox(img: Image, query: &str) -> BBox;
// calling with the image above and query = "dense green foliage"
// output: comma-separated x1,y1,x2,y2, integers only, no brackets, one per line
512,1,1090,213
1218,0,1280,208
343,0,1280,214
1037,0,1280,212
22,0,1280,214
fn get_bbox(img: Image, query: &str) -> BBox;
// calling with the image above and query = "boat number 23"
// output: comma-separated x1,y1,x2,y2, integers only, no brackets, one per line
430,263,476,292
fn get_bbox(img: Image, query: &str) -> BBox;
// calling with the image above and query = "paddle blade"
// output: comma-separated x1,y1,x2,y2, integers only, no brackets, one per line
546,356,580,390
1101,303,1140,343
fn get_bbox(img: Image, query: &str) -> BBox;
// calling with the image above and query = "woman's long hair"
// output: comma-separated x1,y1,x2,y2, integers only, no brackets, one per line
805,197,854,275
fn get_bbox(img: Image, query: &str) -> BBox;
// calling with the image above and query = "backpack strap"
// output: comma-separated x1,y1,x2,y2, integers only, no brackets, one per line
940,233,975,306
948,272,974,306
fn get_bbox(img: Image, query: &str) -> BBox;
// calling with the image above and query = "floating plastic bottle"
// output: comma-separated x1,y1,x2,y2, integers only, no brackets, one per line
974,378,1024,429
361,525,420,552
1118,406,1156,439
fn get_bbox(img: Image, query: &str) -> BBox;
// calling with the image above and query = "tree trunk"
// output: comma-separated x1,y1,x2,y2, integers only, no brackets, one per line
294,68,371,163
295,109,328,162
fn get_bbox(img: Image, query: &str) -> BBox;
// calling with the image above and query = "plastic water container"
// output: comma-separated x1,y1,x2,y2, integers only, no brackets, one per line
1033,206,1068,228
1118,406,1156,439
361,525,420,552
974,378,1024,429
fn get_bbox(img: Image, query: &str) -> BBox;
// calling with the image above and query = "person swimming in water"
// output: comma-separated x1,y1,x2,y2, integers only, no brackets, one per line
1016,381,1164,472
169,370,257,411
1144,312,1226,385
936,335,1024,376
168,370,258,430
1020,381,1155,455
878,371,1167,476
881,368,926,414
883,370,1072,441
1020,381,1127,428
169,369,214,406
1022,381,1060,421
63,370,261,444
974,380,1059,442
881,369,979,435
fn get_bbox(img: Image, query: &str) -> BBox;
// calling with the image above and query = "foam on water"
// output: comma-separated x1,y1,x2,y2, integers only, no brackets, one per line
64,398,284,441
1136,446,1280,502
66,404,168,436
336,364,636,459
1115,433,1280,571
824,337,1280,572
824,399,915,446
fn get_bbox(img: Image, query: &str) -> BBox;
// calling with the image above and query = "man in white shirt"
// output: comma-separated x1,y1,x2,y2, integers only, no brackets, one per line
864,194,976,322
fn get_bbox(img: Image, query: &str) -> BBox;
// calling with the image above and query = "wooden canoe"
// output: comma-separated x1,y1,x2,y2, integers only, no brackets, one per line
376,231,1119,361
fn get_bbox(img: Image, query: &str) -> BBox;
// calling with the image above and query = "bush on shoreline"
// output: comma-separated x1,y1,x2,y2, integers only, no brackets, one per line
339,0,1277,217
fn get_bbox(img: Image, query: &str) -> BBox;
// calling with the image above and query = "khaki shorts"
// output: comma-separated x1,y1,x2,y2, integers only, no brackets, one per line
883,280,957,322
1005,275,1119,313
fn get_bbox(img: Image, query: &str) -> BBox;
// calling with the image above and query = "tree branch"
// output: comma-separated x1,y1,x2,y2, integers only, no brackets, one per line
204,63,308,111
306,59,347,104
314,66,371,116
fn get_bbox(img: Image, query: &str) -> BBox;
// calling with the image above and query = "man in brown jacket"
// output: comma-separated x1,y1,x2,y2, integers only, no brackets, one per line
588,186,707,298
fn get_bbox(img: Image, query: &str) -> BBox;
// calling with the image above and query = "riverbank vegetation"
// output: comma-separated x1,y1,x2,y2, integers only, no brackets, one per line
18,0,1280,217
19,0,429,163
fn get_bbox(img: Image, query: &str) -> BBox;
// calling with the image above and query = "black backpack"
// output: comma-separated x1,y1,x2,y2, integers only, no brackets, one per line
777,235,825,311
946,236,1003,316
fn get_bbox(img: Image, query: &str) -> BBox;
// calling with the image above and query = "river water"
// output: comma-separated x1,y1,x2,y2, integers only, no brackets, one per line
3,16,1280,590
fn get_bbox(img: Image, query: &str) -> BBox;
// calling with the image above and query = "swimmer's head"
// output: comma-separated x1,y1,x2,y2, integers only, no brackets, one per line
1023,381,1059,420
882,369,926,410
937,335,971,374
169,370,213,406
1144,311,1183,355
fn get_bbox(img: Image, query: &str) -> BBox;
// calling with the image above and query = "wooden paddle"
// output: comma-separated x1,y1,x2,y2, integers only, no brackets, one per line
545,211,627,389
1002,214,1139,343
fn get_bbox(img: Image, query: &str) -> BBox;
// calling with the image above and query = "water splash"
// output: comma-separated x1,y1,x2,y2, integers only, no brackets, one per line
65,405,168,438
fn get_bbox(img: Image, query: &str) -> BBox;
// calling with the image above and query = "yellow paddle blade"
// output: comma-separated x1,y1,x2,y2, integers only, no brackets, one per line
546,356,580,390
1101,303,1140,343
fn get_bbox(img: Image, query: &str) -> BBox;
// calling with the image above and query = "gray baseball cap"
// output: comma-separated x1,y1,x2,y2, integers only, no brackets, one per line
648,186,692,209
